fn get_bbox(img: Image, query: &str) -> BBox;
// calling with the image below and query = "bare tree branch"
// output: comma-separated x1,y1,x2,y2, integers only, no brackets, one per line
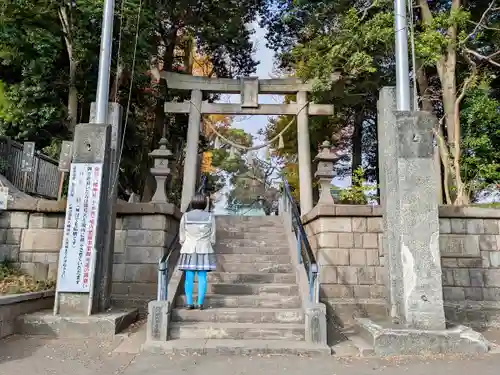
463,0,497,43
464,48,500,67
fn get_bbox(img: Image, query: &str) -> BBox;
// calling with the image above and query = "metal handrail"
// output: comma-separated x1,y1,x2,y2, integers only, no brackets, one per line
157,176,207,301
280,178,319,303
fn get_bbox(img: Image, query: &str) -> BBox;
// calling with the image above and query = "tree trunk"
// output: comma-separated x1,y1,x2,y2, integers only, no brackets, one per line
141,27,178,201
68,58,78,133
351,110,363,181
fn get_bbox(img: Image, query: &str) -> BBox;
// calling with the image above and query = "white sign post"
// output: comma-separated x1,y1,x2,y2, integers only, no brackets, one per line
56,163,103,292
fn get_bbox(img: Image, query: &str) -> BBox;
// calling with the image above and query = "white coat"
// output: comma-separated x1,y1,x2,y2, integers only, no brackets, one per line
179,209,216,255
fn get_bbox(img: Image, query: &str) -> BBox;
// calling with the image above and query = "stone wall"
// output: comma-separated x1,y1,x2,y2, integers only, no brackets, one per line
0,198,180,313
303,204,500,329
0,291,54,338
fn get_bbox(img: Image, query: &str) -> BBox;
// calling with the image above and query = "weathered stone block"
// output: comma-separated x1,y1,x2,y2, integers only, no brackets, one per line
320,285,354,298
481,251,491,267
442,269,454,286
440,234,480,257
9,212,29,229
469,269,485,287
319,266,338,283
483,288,500,300
114,230,126,253
452,269,471,287
124,264,157,283
441,258,458,267
112,264,126,282
484,269,500,287
21,229,63,252
124,246,164,264
439,218,451,234
367,217,382,233
464,287,484,301
483,220,500,235
479,235,497,251
443,286,465,301
451,219,467,234
349,249,366,266
338,233,354,248
336,266,358,284
317,248,349,266
0,245,19,261
316,232,338,248
353,233,363,248
353,285,371,298
375,267,386,285
490,252,500,267
357,267,376,285
366,249,379,266
0,213,10,228
362,233,378,249
351,218,367,232
126,230,167,247
457,258,482,268
326,217,352,232
28,213,59,229
5,229,22,245
466,219,484,234
142,215,169,230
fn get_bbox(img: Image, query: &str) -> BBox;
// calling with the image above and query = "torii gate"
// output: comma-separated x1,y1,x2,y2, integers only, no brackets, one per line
159,71,338,213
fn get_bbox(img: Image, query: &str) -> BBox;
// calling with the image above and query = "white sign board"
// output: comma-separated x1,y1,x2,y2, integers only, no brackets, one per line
56,163,103,292
0,187,8,210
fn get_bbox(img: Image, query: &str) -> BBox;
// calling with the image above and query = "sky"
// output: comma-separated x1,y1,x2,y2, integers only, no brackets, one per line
217,21,351,189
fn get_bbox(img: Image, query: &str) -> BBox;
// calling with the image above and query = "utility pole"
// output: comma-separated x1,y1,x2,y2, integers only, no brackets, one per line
394,0,411,111
93,0,116,123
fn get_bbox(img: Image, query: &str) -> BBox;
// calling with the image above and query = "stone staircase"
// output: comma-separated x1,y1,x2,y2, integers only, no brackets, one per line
162,216,330,355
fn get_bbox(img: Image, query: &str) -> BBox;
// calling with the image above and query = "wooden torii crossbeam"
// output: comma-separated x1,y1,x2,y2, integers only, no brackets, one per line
161,71,337,116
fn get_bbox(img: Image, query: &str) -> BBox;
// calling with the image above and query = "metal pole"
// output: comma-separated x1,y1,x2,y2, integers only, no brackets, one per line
93,0,115,124
394,0,411,111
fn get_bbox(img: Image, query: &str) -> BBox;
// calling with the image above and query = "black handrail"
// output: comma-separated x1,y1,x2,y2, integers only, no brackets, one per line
282,178,319,301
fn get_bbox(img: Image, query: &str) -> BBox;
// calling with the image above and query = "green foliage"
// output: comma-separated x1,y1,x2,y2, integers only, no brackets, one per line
332,167,377,204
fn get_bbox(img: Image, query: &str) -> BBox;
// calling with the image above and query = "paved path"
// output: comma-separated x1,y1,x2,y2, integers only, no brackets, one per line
2,327,500,375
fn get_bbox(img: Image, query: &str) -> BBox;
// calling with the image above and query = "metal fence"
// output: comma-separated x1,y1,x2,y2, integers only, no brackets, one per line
0,136,60,199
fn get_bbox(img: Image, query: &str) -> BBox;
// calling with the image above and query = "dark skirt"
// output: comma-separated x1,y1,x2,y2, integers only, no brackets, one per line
177,253,217,271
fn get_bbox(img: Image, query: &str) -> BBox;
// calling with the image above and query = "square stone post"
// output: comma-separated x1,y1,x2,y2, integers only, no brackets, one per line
90,102,122,310
392,111,445,329
297,91,313,214
54,123,111,315
181,89,202,212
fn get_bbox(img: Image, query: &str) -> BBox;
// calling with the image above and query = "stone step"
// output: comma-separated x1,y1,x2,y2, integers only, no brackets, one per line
169,322,305,341
172,307,304,324
216,263,293,273
217,254,292,263
189,283,299,296
215,216,283,226
215,243,289,255
207,272,296,284
143,338,331,356
175,294,302,308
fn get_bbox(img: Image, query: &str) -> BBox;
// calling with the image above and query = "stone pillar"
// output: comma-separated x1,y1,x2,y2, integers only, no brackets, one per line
54,123,111,315
181,89,202,211
149,137,173,202
388,110,445,330
377,87,401,319
313,141,338,205
296,91,313,214
90,102,122,311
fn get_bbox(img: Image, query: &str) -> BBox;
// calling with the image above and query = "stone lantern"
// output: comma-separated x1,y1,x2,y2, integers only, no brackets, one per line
314,140,339,205
149,137,174,203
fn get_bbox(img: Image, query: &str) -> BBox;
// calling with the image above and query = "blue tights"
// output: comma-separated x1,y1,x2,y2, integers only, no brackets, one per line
184,270,208,306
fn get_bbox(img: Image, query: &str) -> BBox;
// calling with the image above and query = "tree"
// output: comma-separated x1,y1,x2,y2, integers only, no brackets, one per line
263,0,500,204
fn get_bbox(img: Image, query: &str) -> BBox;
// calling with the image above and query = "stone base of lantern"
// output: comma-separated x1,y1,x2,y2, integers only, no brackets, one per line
349,317,491,357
